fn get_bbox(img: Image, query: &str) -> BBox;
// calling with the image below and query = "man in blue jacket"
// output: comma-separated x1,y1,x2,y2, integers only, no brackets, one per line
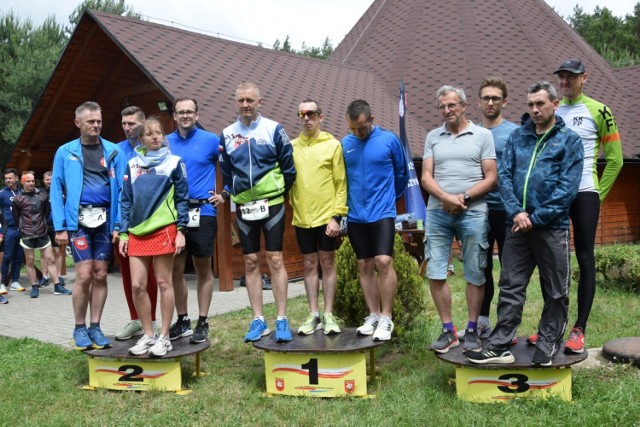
342,99,409,341
466,81,583,367
51,101,126,350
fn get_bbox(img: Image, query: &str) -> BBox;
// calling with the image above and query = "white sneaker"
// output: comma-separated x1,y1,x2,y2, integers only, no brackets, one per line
128,334,157,356
0,284,7,295
148,335,173,357
9,282,25,292
373,316,394,341
356,314,380,336
115,320,144,340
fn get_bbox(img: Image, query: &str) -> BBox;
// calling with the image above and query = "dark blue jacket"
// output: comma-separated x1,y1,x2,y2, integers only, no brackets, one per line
499,115,583,229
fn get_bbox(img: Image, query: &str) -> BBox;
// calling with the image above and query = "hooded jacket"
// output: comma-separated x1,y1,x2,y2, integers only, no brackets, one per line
499,115,583,229
289,131,347,228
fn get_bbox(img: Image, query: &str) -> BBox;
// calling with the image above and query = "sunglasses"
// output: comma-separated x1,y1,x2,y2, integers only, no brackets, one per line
297,110,320,119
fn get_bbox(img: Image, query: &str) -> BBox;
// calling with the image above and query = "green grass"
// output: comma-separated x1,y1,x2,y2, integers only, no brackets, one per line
1,258,639,426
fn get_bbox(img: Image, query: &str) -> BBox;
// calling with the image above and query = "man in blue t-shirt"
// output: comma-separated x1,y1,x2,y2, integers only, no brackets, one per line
51,101,126,351
475,77,519,339
0,168,24,292
166,97,226,344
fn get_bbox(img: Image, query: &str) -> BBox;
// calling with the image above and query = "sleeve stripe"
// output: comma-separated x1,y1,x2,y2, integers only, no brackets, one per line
602,132,620,144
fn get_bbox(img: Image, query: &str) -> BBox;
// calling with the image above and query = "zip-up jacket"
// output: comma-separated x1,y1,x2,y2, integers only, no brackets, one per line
0,186,21,229
342,126,409,223
219,115,296,206
12,189,49,238
499,115,583,229
51,137,126,233
289,131,348,228
119,147,189,237
557,93,623,201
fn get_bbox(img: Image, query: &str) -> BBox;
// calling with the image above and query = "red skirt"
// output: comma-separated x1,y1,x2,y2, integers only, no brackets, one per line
128,224,177,256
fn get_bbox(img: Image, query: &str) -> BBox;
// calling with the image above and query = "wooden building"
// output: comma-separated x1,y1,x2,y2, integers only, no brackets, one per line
7,0,640,290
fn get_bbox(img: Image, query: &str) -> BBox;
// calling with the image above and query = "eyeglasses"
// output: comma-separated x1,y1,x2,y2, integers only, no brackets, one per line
175,110,196,117
437,103,461,112
297,110,320,119
480,96,503,104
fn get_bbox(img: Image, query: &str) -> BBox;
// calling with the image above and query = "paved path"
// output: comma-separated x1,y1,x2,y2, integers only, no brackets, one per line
0,271,306,349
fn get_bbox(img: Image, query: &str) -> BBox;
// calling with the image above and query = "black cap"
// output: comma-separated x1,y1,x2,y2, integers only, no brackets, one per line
553,59,585,74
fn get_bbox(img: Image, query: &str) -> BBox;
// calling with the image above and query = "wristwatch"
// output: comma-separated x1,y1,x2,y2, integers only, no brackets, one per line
221,191,230,200
332,215,342,223
463,192,471,205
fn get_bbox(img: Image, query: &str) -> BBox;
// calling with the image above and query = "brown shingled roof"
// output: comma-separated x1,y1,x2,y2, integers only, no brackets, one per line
331,0,639,159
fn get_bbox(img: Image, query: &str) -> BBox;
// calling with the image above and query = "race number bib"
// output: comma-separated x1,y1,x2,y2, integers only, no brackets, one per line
188,207,201,228
240,199,269,221
78,207,107,228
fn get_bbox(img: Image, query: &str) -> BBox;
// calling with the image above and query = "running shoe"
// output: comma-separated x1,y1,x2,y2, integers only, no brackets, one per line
322,313,341,335
564,327,586,354
274,318,292,343
169,319,193,340
0,295,7,304
466,349,515,364
53,283,72,295
244,318,270,342
431,327,459,354
531,347,552,366
115,320,144,340
356,314,380,336
128,334,157,356
191,321,210,343
297,314,321,335
9,282,25,292
462,328,481,352
30,285,40,298
477,318,493,339
88,326,111,349
149,335,173,357
372,316,394,341
0,284,7,295
37,277,49,287
73,327,93,351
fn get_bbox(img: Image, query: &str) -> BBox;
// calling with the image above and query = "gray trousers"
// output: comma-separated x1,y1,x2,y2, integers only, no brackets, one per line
488,228,570,356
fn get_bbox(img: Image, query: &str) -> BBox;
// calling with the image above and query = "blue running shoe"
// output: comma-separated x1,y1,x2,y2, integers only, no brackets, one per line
73,327,93,350
275,318,292,343
88,326,111,349
244,318,270,343
30,285,40,298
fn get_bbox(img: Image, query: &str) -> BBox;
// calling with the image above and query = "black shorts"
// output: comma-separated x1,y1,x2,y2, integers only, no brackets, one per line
47,226,59,248
236,202,285,254
347,218,395,259
185,215,217,258
20,235,52,250
295,225,337,255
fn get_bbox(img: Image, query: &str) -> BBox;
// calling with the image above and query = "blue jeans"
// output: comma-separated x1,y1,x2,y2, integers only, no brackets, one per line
425,209,489,285
1,228,24,282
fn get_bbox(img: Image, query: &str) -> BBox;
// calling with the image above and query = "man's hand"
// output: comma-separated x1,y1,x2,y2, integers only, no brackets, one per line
442,193,466,215
174,230,186,256
209,191,225,206
512,212,532,233
325,218,341,237
55,230,69,246
118,239,128,257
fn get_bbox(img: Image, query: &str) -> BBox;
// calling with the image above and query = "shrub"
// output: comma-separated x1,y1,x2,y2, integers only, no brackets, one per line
334,234,428,341
578,243,640,292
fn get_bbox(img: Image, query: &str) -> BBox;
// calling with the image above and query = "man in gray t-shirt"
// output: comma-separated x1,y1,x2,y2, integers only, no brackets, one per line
421,85,497,355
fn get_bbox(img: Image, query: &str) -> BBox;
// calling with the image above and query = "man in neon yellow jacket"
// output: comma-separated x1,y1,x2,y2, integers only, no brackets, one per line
289,99,347,336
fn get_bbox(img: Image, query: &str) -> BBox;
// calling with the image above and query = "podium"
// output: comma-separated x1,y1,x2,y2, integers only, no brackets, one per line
253,328,386,397
83,336,210,393
435,337,588,402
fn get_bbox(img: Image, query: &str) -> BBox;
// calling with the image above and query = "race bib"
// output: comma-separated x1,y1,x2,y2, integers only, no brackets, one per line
78,207,107,228
188,207,201,228
240,199,269,221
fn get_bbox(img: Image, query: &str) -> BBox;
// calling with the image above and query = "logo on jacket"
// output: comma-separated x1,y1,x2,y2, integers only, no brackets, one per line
229,133,249,150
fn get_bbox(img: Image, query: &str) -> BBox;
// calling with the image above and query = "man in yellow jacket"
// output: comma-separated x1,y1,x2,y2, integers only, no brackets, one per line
289,99,347,335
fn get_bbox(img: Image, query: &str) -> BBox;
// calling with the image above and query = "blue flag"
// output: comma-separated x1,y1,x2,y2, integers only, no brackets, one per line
399,81,427,222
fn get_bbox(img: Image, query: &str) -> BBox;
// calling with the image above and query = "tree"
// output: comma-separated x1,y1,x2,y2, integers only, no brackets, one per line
0,13,66,165
567,3,640,67
273,35,334,59
67,0,140,35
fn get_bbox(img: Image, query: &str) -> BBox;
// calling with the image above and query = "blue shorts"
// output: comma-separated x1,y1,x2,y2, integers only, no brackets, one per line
425,209,489,285
69,221,113,263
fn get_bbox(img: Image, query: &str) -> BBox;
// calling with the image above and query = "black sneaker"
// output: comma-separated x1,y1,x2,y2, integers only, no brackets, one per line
191,322,210,343
37,277,50,287
169,319,193,340
462,328,481,352
466,349,515,364
30,285,40,298
531,347,552,367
